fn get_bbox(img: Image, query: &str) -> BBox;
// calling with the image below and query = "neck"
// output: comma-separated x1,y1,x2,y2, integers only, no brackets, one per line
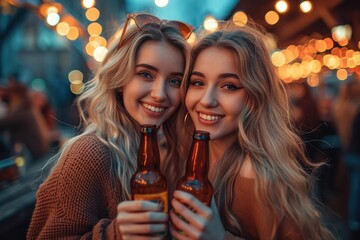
208,132,237,180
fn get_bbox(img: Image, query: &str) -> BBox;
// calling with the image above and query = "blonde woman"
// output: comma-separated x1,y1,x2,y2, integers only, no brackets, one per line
171,22,335,240
27,13,193,239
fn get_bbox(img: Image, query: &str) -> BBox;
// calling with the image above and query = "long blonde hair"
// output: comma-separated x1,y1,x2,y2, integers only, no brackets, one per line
179,22,334,239
50,20,191,200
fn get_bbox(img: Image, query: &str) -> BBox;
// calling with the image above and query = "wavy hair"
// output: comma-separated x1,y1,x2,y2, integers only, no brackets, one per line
49,20,191,200
178,22,334,239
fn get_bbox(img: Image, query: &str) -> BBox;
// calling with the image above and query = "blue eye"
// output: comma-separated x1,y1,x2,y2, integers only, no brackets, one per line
138,71,153,79
169,78,182,87
222,83,241,90
190,80,204,87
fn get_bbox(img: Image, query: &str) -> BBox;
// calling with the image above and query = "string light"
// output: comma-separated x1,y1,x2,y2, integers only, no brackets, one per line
154,0,169,8
299,1,312,13
265,11,279,25
275,0,288,14
203,16,218,32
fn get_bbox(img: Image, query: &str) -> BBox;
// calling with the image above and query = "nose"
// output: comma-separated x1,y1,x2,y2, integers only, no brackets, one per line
200,86,217,107
150,78,166,102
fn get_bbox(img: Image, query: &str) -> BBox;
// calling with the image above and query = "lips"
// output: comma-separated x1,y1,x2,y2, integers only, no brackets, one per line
142,102,166,113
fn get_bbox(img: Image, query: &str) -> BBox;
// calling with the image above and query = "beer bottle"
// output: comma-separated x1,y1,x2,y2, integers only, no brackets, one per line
176,130,213,206
130,124,168,212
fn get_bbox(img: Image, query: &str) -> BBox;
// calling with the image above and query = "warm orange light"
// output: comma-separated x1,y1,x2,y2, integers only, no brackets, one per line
70,82,85,94
265,11,279,25
67,26,79,40
91,36,107,47
307,74,320,87
86,7,100,21
310,60,322,73
85,42,96,56
187,32,197,45
271,51,286,67
68,70,84,83
56,22,70,36
347,58,356,69
324,37,334,49
336,69,347,80
233,11,248,26
315,40,327,53
338,39,349,46
87,22,102,36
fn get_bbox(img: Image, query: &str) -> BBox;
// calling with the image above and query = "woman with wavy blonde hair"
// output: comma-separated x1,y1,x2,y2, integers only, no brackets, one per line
27,13,193,239
170,21,335,240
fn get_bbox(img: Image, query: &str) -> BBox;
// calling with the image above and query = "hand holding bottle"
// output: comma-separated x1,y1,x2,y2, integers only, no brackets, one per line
116,200,168,239
170,192,225,240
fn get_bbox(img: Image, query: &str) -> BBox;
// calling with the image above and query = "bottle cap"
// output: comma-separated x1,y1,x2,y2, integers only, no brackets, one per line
140,124,157,133
193,130,210,140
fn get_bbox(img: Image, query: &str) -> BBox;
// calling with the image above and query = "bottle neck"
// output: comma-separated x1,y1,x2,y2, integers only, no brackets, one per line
137,130,160,171
185,139,209,179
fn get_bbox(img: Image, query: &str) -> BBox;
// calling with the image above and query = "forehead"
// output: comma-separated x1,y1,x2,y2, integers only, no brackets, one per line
136,40,184,69
193,47,238,74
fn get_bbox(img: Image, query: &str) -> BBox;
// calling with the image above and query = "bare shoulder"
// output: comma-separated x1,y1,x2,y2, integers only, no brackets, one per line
239,154,256,179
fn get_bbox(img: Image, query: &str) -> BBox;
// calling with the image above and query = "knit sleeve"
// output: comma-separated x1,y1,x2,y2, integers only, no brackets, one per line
27,135,124,240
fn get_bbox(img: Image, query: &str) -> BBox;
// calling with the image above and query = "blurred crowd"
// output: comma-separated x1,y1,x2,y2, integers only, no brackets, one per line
288,76,360,238
0,74,61,168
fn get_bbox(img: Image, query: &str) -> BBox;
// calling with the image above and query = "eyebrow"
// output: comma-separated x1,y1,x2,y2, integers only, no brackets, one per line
136,63,184,76
135,64,158,72
191,71,239,80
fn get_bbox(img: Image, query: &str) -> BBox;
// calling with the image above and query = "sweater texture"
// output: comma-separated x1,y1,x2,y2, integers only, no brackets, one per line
27,134,123,239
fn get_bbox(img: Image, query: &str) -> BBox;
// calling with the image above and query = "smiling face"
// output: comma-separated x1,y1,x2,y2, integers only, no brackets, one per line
122,40,184,127
185,47,247,141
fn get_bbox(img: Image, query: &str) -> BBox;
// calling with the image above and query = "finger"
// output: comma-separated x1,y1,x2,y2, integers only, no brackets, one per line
117,211,168,224
171,198,204,230
170,227,190,240
173,190,212,219
122,235,165,240
117,200,163,212
119,223,167,234
170,210,200,239
210,196,218,211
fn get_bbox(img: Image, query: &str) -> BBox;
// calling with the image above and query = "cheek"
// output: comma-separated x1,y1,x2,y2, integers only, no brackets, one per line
185,89,197,110
225,96,245,118
168,88,181,108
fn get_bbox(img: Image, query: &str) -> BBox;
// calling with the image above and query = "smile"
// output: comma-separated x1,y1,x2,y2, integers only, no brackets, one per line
199,112,224,121
142,103,165,113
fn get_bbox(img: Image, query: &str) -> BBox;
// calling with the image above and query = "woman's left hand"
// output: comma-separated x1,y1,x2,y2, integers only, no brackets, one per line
170,190,225,240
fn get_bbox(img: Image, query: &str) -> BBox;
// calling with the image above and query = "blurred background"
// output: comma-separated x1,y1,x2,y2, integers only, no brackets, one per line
0,0,359,239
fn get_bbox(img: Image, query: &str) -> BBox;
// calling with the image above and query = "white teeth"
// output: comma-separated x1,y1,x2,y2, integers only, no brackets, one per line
199,113,222,121
143,103,165,113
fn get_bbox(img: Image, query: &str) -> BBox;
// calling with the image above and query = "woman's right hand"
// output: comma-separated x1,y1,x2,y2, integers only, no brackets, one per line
116,200,168,240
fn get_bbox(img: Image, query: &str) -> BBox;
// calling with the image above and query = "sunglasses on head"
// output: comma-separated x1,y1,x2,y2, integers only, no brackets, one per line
117,13,194,49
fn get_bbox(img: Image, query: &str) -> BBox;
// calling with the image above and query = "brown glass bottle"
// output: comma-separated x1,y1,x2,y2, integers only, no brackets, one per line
176,130,213,206
130,125,168,213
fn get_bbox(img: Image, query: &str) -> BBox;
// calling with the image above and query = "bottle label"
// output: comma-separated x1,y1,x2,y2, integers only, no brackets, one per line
133,191,168,213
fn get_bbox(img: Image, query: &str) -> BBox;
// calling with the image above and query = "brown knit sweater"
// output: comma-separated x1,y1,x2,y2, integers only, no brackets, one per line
27,134,123,239
27,133,301,240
